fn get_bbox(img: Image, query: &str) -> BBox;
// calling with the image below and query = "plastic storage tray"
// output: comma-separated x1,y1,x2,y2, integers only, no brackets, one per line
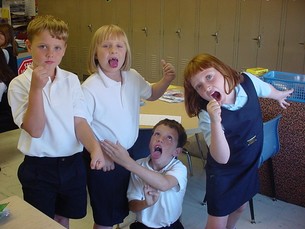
263,71,305,103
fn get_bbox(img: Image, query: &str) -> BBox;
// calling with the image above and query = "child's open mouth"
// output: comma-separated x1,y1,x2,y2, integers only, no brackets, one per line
151,146,162,159
211,91,221,101
108,58,118,68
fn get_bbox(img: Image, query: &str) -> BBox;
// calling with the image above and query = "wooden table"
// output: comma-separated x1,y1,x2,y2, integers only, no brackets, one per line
140,92,199,135
0,196,65,229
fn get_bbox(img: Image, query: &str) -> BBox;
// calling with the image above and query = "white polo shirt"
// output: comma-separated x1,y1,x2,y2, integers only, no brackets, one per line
127,157,187,228
82,67,152,149
8,65,88,157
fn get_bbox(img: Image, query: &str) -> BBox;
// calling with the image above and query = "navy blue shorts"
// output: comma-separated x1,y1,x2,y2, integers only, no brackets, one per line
18,153,87,219
83,150,130,226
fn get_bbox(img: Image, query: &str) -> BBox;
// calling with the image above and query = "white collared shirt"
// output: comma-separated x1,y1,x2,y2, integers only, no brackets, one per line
82,67,152,149
8,65,88,157
127,156,187,228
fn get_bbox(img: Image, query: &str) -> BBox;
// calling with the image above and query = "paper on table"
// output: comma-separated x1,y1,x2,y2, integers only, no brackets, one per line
159,89,184,103
140,114,181,126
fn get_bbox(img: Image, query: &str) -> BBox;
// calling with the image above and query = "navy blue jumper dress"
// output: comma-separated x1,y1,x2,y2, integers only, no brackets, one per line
205,74,263,216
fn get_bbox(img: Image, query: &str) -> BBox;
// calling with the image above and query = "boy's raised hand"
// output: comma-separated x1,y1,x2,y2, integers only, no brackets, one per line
161,59,175,83
31,65,51,90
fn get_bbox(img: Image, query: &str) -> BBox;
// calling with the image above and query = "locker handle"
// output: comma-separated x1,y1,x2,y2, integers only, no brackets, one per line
253,35,261,48
176,29,181,38
142,27,148,37
211,32,219,44
88,24,93,32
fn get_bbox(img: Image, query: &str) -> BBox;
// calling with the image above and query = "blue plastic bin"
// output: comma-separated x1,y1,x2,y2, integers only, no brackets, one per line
263,71,305,103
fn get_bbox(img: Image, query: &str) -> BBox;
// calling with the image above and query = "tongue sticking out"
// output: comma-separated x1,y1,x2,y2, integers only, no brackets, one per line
151,146,162,159
109,58,118,68
211,91,221,101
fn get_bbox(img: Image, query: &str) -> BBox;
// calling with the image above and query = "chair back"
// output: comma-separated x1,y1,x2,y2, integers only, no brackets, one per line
258,114,282,167
183,132,208,160
128,128,153,160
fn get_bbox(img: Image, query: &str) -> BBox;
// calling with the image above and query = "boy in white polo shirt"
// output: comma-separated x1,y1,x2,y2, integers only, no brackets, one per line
101,119,188,229
8,15,105,228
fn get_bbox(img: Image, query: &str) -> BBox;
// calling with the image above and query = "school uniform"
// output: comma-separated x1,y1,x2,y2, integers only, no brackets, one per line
81,66,152,226
128,156,187,228
7,65,88,219
199,73,272,216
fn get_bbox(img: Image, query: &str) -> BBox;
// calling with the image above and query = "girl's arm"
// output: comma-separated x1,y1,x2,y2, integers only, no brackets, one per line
206,99,230,164
247,73,293,109
147,60,175,101
267,85,293,109
74,117,105,170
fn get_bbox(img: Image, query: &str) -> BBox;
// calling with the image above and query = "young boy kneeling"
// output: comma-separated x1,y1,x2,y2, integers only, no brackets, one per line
101,119,187,229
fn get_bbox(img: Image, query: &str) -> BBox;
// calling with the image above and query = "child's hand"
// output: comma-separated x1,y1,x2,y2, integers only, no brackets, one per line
277,88,294,109
31,66,50,90
99,147,115,172
144,184,159,207
90,150,105,170
207,99,222,123
161,59,175,83
100,140,132,167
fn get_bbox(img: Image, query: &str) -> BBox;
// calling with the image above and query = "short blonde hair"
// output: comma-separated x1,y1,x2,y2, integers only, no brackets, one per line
87,24,131,74
27,15,69,43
